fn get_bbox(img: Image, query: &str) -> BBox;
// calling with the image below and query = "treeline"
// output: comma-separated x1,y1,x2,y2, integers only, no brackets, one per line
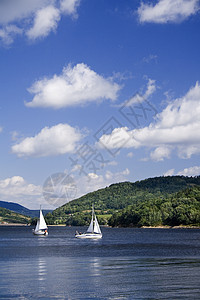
44,176,200,227
0,207,31,224
108,186,200,227
47,176,200,214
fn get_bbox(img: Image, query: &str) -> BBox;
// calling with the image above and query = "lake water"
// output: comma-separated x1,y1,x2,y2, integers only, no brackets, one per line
0,226,200,299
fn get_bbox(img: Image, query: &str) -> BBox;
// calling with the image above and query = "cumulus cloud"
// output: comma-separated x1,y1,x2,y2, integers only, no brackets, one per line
97,126,136,152
97,82,200,160
138,0,199,24
177,166,200,176
12,123,83,157
73,168,130,198
150,146,171,161
164,166,200,177
0,167,130,209
60,0,80,16
26,5,60,39
42,165,130,208
0,0,80,44
0,175,44,209
25,63,121,108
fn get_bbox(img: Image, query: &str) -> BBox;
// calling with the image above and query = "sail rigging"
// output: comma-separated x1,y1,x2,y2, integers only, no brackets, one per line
75,204,102,239
33,206,48,235
94,215,101,234
38,208,48,230
87,214,94,233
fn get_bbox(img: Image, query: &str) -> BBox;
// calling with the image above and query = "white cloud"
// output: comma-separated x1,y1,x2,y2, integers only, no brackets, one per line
0,25,22,45
123,78,156,106
60,0,80,16
138,0,199,24
0,0,49,24
127,152,134,158
104,168,129,179
145,79,157,98
0,0,80,44
164,165,200,177
177,166,200,176
26,5,60,39
0,176,44,209
0,176,26,188
25,63,121,108
107,161,118,166
12,123,83,157
97,82,200,160
10,131,21,141
97,127,137,152
143,54,158,64
56,166,131,205
122,168,130,175
73,168,130,198
164,169,175,176
150,146,171,161
0,167,130,209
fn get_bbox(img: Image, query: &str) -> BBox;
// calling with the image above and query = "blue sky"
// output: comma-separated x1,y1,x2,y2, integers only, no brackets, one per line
0,0,200,209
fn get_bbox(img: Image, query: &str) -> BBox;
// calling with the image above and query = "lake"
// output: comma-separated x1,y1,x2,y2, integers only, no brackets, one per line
0,226,200,299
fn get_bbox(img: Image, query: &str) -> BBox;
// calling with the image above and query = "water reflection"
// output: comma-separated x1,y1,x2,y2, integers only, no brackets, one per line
38,258,47,281
0,256,200,299
0,226,200,299
89,257,101,277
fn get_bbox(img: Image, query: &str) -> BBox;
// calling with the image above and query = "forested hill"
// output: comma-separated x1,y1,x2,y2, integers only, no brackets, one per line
45,175,200,226
109,185,200,227
0,207,31,224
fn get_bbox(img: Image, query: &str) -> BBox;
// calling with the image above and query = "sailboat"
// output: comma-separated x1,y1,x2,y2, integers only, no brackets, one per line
75,205,102,239
32,206,48,236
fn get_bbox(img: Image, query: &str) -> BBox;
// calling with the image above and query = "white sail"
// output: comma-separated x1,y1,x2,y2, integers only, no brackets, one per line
38,209,48,230
35,219,40,232
34,207,48,232
94,215,101,234
87,213,94,233
75,204,102,239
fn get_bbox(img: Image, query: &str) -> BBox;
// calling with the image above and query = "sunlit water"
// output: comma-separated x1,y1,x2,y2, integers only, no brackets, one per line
0,226,200,299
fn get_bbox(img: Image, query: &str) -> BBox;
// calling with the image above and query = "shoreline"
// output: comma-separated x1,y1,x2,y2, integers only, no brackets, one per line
0,223,200,229
0,223,30,226
141,225,200,229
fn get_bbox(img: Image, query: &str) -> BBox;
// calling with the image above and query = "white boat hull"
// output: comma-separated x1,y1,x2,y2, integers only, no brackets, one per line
75,205,102,239
33,207,48,236
75,233,102,239
32,229,48,236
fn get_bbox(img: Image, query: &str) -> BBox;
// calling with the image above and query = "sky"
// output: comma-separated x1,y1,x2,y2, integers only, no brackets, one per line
0,0,200,209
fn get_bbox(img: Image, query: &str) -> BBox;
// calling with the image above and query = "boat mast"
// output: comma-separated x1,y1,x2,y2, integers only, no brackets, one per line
92,203,95,233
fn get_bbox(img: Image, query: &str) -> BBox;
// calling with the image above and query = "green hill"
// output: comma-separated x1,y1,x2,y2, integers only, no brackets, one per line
45,175,200,226
0,207,32,224
109,185,200,227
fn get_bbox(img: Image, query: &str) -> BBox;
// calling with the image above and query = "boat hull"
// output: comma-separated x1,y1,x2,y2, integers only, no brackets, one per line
75,233,102,239
32,229,48,236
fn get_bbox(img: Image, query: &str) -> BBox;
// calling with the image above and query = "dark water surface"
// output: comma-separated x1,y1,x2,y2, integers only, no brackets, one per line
0,226,200,299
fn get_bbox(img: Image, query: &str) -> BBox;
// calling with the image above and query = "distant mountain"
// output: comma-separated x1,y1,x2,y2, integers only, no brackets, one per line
0,201,52,218
0,207,31,224
45,175,200,226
